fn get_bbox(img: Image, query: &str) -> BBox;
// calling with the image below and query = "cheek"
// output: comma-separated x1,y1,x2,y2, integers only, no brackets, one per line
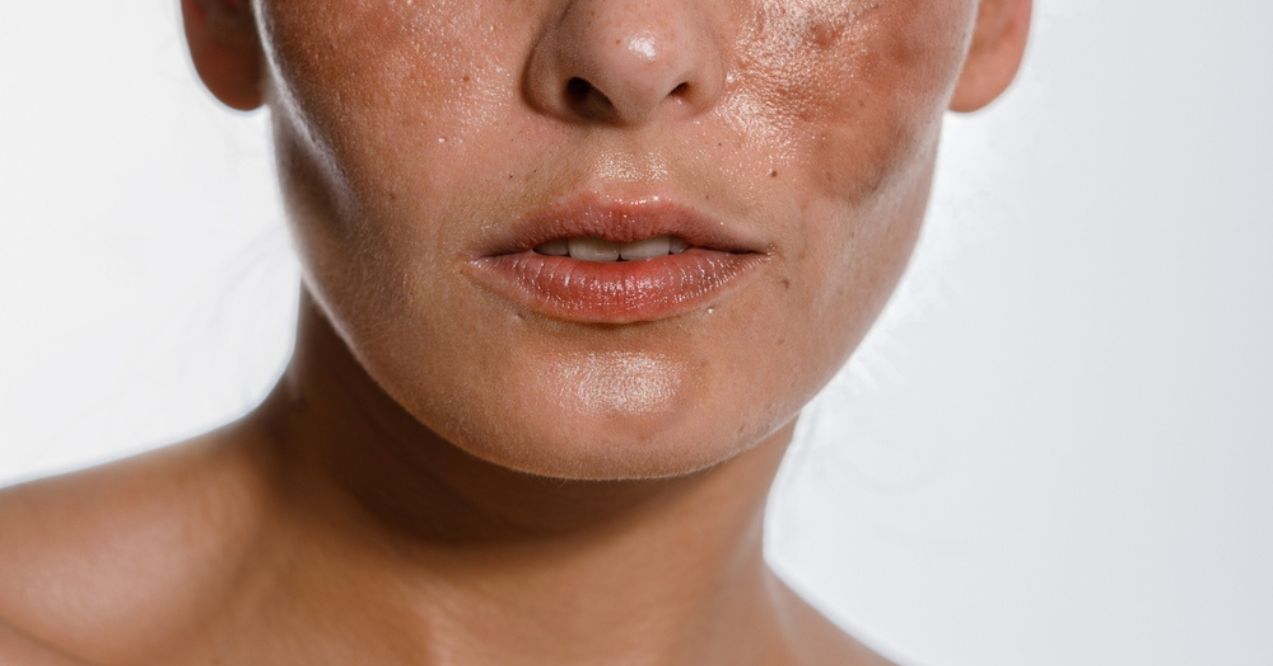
730,0,972,371
259,0,538,321
748,0,971,200
258,0,524,221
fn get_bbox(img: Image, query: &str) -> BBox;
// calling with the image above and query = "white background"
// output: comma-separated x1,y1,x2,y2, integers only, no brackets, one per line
1,2,1270,664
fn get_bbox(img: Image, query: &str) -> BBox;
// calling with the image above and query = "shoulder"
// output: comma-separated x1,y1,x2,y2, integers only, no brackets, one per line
0,424,276,664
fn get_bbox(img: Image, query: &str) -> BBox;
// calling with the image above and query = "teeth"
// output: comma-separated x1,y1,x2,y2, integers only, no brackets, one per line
619,235,670,260
534,235,690,262
536,238,570,256
568,237,622,262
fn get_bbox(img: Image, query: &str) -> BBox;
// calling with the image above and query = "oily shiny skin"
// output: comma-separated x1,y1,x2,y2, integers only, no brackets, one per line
259,0,976,480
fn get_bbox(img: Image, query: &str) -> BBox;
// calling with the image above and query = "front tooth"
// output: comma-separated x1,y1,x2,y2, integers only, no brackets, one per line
568,237,622,262
668,237,689,254
534,238,570,256
619,235,671,260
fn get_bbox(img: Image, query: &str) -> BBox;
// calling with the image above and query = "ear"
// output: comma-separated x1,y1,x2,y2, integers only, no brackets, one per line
181,0,265,111
950,0,1032,113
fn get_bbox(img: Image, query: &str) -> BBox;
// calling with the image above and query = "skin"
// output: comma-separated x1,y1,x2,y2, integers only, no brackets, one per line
0,0,1030,663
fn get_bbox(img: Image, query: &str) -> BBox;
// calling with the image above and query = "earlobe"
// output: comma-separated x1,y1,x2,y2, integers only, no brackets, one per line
949,0,1032,113
181,0,265,111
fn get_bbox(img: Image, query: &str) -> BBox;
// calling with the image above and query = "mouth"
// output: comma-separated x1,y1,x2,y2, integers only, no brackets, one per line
463,193,771,324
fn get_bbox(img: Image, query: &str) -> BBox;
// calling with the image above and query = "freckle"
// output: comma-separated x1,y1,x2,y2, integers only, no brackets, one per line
769,169,779,178
776,337,785,346
808,20,841,49
462,74,471,83
779,278,790,290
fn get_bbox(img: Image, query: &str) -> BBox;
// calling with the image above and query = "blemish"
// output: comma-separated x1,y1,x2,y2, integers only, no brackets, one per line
807,19,843,49
769,169,779,178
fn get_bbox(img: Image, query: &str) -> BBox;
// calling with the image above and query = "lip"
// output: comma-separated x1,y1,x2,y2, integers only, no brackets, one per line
462,193,771,324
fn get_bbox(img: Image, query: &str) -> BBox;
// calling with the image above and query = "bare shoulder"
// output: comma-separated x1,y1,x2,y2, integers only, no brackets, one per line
0,422,276,664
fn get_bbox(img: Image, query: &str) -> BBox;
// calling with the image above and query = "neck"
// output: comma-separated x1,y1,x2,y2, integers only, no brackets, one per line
238,291,802,664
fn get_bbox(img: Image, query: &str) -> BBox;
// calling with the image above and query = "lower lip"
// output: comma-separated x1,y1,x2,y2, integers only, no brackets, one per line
464,249,768,323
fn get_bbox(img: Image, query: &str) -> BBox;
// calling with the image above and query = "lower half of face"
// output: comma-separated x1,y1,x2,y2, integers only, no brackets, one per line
259,0,974,480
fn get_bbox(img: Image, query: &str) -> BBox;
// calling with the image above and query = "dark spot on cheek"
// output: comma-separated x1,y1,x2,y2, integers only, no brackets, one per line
769,169,779,178
779,278,791,290
776,337,785,347
462,74,471,83
807,20,842,49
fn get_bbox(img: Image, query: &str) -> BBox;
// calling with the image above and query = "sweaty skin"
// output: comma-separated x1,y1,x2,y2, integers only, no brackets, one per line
0,0,1030,663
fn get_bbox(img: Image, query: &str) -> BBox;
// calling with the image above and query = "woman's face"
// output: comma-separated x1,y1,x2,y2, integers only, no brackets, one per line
247,0,987,479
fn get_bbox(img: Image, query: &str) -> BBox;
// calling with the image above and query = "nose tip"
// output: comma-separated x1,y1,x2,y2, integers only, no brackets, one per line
526,2,726,125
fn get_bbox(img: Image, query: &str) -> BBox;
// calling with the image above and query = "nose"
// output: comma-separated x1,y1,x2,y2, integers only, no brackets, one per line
525,0,727,126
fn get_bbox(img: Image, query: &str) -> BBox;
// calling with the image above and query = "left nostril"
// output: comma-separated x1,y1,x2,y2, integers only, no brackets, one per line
670,82,690,98
564,76,617,120
565,77,593,102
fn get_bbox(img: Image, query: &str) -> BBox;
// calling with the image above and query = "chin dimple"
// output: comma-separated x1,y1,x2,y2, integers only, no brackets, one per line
533,235,690,262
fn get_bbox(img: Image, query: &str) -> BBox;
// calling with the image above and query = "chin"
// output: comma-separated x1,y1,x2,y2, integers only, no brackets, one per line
454,421,740,482
403,357,766,482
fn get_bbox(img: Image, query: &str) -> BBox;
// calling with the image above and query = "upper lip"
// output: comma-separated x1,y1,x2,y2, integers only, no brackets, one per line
472,192,770,258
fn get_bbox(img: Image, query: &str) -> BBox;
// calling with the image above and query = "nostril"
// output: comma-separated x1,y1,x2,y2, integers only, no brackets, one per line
565,77,593,102
670,81,690,98
564,76,616,119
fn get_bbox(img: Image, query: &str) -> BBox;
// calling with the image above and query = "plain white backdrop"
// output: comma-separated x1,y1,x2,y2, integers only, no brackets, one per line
1,2,1270,664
